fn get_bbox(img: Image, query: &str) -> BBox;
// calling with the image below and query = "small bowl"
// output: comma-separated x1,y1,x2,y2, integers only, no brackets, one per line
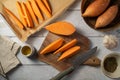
81,0,120,31
21,44,36,57
101,53,120,78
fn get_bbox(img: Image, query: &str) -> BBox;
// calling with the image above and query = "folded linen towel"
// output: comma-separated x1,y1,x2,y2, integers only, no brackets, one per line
0,35,20,74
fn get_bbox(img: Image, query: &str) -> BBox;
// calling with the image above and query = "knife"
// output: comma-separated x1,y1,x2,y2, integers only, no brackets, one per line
50,47,97,80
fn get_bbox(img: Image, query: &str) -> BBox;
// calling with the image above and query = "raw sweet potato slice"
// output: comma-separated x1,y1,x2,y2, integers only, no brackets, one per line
45,21,76,36
54,39,77,54
57,46,80,61
42,0,51,13
3,7,24,30
16,1,27,27
35,0,52,18
26,1,39,25
21,2,34,28
30,0,44,21
40,38,64,55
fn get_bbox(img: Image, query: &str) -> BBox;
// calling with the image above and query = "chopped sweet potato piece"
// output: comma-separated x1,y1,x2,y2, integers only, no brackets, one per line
40,38,64,55
45,21,76,36
26,1,39,25
21,2,34,28
30,0,44,21
3,7,24,30
35,0,52,18
57,46,80,61
54,39,77,54
42,0,51,13
16,1,27,27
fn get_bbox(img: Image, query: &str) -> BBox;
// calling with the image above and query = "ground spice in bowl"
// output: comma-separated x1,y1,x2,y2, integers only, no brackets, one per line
104,57,118,73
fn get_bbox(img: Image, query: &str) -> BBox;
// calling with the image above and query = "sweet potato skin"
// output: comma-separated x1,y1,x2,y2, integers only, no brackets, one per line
82,0,110,17
95,5,118,28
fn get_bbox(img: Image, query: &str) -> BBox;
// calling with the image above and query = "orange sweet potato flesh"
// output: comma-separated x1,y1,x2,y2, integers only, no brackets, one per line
30,0,44,21
16,1,27,27
40,38,64,55
95,5,118,28
54,39,77,54
3,7,24,30
57,46,80,61
35,0,52,18
42,0,52,13
26,1,39,25
45,21,76,36
82,0,110,17
21,2,34,28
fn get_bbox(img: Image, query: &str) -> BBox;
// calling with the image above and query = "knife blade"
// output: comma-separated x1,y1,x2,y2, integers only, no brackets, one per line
50,47,97,80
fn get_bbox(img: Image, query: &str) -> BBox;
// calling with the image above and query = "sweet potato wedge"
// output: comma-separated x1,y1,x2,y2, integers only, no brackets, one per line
26,1,39,25
16,1,27,27
3,7,24,30
40,38,64,55
54,39,77,54
57,46,80,61
30,0,44,21
21,2,34,28
45,21,76,36
42,0,51,13
36,0,52,18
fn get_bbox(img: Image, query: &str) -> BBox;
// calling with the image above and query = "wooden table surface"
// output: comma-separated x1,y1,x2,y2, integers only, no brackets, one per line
0,0,120,80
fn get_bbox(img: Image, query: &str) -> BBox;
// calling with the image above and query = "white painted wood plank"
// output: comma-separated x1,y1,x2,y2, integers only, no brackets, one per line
7,65,120,80
7,65,58,80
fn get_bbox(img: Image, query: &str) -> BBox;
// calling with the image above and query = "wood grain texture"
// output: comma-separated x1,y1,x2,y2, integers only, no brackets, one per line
38,32,101,71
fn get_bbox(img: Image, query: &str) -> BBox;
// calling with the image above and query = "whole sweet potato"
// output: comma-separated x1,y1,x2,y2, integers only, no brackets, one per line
95,5,118,28
82,0,110,17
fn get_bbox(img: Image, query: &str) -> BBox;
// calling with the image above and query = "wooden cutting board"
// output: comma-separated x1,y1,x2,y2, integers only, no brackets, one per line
0,0,75,41
38,32,100,72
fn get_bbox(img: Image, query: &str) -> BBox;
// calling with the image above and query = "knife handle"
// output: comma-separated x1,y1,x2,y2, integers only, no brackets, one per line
50,66,74,80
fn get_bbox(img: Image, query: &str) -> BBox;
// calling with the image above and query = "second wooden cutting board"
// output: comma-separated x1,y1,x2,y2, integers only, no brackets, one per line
38,32,100,71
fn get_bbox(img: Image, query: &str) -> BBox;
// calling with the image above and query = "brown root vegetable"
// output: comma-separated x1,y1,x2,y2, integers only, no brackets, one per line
40,38,64,55
82,0,110,17
54,39,77,54
95,5,118,28
57,46,80,61
45,21,76,36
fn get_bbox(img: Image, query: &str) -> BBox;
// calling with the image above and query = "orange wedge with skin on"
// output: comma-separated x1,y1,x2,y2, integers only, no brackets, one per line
3,7,24,30
16,1,27,27
45,21,76,36
30,0,44,21
40,38,64,55
25,1,39,25
54,39,77,54
21,2,34,28
57,46,80,61
35,0,52,18
42,0,52,13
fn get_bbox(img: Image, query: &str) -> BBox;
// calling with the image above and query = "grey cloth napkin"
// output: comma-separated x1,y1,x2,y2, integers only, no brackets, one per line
0,35,20,74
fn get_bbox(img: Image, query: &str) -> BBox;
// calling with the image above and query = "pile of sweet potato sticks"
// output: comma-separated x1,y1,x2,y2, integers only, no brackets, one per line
4,0,52,30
